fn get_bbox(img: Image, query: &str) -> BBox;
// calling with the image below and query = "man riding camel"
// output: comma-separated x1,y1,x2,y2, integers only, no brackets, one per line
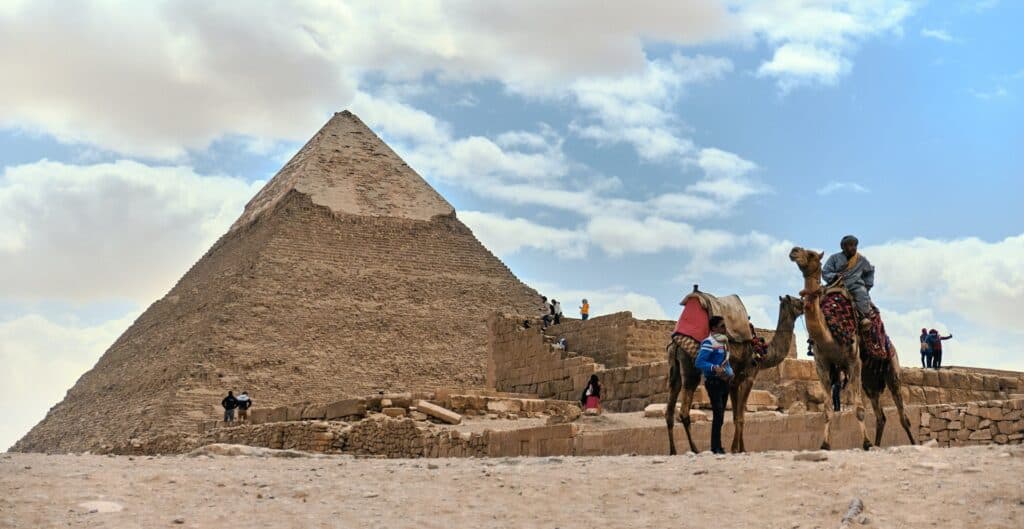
821,235,875,331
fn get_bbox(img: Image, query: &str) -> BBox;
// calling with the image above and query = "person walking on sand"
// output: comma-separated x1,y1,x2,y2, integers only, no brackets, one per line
221,391,238,424
696,316,734,454
580,299,590,321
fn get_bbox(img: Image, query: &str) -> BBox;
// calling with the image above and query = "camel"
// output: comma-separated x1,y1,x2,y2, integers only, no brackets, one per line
788,247,916,450
666,294,805,455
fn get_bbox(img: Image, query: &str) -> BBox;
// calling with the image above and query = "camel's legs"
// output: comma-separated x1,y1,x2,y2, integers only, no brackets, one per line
666,355,683,456
679,370,702,453
885,363,917,445
813,360,837,450
866,386,886,447
846,359,873,450
730,376,755,453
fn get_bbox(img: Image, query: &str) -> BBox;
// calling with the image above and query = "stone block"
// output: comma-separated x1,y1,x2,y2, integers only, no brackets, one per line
780,359,816,381
301,405,326,420
248,408,271,425
930,418,948,431
921,369,940,387
383,392,413,408
382,407,406,418
416,399,462,425
486,399,523,414
997,420,1017,435
324,399,366,420
968,429,992,441
746,390,779,409
982,376,999,391
267,406,289,423
286,406,306,422
901,368,925,386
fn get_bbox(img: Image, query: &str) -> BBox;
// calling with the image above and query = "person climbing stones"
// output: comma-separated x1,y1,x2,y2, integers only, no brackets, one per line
552,299,563,325
221,391,238,424
580,374,602,414
822,235,875,331
696,316,734,455
236,391,252,423
580,298,590,320
540,296,553,328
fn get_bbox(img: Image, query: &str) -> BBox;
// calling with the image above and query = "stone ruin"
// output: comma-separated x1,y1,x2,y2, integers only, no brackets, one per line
12,110,1024,458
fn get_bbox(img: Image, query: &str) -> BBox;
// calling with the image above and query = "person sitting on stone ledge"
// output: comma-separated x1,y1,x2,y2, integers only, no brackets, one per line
236,391,252,423
541,296,553,328
221,391,238,424
697,316,733,455
581,374,602,414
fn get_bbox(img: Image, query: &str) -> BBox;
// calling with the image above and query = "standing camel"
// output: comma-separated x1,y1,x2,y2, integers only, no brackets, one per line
789,247,916,449
666,294,805,455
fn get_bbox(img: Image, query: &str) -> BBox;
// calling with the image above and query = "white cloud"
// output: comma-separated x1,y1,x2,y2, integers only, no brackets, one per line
458,211,587,259
757,43,851,88
0,1,353,159
0,311,138,451
569,54,733,162
742,0,916,90
817,181,870,195
866,235,1024,334
0,1,909,156
0,160,261,302
920,28,954,42
970,86,1009,100
586,216,739,257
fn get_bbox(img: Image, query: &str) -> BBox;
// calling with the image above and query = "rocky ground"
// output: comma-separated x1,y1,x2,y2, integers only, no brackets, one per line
2,444,1022,529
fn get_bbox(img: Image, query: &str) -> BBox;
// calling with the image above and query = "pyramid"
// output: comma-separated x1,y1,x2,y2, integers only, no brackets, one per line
13,111,540,453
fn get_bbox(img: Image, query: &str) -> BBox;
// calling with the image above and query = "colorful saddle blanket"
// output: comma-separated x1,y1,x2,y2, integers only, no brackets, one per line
820,292,893,361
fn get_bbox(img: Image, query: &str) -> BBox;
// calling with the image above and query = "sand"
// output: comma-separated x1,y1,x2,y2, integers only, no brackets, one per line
2,444,1022,528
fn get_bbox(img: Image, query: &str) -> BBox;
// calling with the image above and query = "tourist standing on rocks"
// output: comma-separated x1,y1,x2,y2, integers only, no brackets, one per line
920,328,931,368
552,299,563,325
822,235,876,331
221,391,238,424
581,374,601,413
236,392,252,423
696,316,733,455
927,329,953,369
580,299,590,320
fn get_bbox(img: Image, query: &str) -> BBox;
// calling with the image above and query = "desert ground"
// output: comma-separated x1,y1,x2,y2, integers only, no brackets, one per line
2,444,1022,529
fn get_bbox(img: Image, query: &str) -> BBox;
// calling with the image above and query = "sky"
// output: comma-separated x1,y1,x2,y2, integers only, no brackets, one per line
1,0,1022,451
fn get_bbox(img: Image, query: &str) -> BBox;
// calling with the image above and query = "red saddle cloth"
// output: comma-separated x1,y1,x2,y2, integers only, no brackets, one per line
674,297,709,341
820,292,893,361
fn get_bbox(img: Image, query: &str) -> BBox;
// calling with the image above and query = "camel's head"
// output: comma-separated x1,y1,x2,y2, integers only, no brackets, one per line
778,294,805,318
788,246,824,278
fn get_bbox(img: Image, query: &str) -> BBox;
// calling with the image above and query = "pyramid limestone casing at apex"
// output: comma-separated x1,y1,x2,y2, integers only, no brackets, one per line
13,112,539,454
231,111,454,230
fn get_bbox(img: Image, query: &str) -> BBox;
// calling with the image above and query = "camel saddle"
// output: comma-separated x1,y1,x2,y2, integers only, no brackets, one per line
818,284,893,361
679,292,754,343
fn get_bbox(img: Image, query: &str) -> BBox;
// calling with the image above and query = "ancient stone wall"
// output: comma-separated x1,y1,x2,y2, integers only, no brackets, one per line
191,398,1024,458
919,400,1024,447
487,314,601,399
546,311,787,368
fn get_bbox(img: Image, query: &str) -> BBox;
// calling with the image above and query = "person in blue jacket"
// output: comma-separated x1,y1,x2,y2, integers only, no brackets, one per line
696,316,734,454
